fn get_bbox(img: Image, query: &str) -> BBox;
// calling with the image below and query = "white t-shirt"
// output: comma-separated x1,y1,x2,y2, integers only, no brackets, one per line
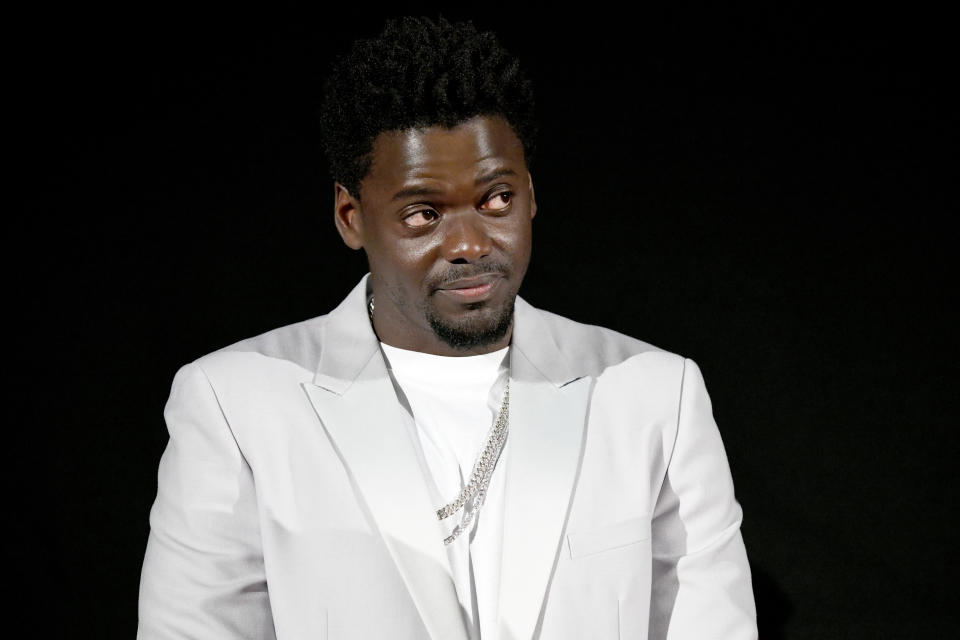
380,342,510,640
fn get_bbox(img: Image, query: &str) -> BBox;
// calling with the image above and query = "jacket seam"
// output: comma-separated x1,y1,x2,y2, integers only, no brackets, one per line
665,357,689,473
191,360,255,472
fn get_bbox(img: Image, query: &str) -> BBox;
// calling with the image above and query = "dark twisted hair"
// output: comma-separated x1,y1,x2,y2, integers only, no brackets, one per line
319,16,537,195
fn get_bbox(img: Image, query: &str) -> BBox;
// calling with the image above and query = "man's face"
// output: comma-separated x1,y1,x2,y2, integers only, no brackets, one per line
335,115,536,356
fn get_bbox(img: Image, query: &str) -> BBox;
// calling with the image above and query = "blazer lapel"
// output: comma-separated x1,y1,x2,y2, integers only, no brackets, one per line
302,276,469,640
498,298,591,640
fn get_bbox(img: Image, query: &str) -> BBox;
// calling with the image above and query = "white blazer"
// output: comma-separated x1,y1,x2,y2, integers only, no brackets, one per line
138,275,757,639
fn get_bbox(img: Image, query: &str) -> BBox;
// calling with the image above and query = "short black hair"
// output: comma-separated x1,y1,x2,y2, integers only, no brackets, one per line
319,16,536,196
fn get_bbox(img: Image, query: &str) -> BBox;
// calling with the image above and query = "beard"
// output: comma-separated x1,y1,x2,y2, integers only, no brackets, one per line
425,295,516,351
419,260,517,351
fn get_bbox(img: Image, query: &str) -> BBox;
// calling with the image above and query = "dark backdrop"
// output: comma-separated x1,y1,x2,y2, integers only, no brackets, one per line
15,4,956,638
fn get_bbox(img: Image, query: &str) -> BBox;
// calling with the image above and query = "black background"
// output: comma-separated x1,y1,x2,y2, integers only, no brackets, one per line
15,4,957,638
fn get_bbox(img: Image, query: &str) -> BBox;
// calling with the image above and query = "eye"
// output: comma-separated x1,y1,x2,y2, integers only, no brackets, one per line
403,209,439,228
480,191,513,212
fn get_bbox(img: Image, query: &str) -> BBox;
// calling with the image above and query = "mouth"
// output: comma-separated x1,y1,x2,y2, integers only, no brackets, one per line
435,274,504,301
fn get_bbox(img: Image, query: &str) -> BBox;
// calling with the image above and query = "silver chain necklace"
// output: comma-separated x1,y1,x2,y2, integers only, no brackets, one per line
437,379,509,545
369,295,511,545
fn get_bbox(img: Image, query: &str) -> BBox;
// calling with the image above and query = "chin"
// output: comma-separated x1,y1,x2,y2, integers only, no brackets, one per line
426,297,515,351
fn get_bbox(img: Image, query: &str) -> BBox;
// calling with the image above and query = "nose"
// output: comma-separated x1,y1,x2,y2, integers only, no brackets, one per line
441,212,492,264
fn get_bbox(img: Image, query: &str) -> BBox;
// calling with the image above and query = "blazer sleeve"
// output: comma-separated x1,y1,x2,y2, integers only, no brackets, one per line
138,362,277,640
649,358,758,640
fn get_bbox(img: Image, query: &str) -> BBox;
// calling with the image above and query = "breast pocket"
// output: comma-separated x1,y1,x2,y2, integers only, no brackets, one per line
566,515,651,559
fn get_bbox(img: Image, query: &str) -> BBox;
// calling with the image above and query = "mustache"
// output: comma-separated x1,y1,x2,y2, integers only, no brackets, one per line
427,262,511,290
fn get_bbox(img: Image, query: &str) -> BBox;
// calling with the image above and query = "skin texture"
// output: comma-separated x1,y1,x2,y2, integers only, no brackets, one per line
334,115,537,356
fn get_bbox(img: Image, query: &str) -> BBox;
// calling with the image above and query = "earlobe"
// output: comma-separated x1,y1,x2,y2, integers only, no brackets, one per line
528,173,537,219
333,183,364,250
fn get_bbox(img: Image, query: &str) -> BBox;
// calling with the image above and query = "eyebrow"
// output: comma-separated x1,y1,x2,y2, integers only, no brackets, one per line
475,168,517,186
391,186,444,201
390,168,519,202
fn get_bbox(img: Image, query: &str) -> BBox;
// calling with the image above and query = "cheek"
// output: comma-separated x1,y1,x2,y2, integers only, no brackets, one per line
367,239,439,289
397,239,440,267
499,219,533,262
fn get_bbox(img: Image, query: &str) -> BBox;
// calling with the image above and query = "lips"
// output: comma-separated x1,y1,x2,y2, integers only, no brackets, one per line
436,274,504,300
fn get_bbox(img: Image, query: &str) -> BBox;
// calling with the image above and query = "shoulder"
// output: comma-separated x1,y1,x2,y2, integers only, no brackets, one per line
526,304,702,436
189,314,330,385
521,301,686,379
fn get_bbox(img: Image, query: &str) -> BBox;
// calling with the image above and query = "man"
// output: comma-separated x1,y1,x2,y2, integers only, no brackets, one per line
138,17,757,640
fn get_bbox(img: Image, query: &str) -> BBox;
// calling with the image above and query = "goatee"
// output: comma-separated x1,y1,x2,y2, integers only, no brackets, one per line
426,297,515,351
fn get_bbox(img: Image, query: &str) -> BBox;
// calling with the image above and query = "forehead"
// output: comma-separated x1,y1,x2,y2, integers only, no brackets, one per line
361,116,526,196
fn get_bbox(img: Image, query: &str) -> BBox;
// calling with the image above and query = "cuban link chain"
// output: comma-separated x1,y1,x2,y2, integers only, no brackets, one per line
436,379,510,545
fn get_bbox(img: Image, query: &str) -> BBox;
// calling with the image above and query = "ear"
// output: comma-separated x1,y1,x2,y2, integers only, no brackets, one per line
528,172,537,220
333,182,364,250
